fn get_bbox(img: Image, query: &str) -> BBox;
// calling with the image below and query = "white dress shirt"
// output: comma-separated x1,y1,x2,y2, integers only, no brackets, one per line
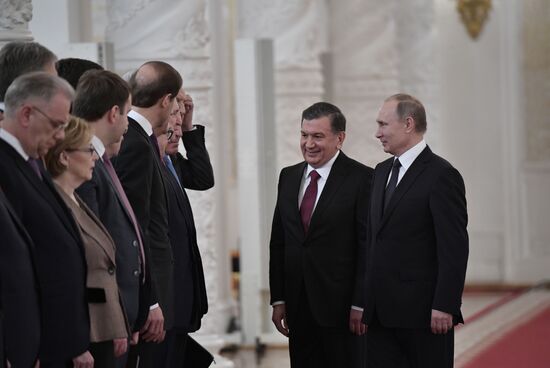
298,150,340,210
128,110,153,136
0,128,29,160
91,136,106,160
388,140,427,187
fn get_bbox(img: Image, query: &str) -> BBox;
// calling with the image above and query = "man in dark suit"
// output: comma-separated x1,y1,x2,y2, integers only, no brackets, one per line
113,61,182,367
0,41,57,120
0,72,91,366
269,102,373,367
157,90,212,366
0,189,40,367
363,93,469,367
72,69,149,365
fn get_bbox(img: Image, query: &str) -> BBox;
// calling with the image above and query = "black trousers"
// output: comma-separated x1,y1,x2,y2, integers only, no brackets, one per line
156,329,189,367
288,289,366,368
367,312,454,368
89,340,116,368
125,339,163,368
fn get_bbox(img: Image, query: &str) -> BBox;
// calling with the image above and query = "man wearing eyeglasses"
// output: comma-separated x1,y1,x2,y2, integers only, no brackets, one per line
153,90,213,366
0,72,92,367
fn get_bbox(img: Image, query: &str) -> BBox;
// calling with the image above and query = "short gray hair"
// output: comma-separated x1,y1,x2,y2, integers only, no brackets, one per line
4,71,75,118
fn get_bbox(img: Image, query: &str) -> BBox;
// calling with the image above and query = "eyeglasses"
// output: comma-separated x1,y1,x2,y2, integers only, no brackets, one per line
66,146,96,156
31,106,69,132
167,129,174,141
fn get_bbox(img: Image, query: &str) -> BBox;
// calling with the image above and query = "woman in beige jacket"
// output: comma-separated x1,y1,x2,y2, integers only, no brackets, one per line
45,117,129,368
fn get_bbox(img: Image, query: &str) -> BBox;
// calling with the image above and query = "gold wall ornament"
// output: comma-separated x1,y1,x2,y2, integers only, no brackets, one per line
457,0,492,39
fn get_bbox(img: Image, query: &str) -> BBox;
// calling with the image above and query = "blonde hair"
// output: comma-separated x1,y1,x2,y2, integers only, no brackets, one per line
45,116,93,177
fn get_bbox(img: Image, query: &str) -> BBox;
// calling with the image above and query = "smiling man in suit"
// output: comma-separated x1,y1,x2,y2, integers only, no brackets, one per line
0,72,90,367
363,93,469,368
269,102,372,368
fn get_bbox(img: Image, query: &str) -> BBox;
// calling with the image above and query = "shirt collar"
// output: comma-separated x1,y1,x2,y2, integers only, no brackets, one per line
0,102,5,112
91,135,106,160
128,110,153,136
396,140,426,170
305,150,340,180
0,128,29,160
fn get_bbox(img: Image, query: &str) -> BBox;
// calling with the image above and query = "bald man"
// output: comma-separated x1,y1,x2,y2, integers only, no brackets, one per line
112,61,182,367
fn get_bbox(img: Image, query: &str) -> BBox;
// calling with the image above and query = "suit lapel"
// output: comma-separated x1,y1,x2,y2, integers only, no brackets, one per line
287,162,307,235
2,142,82,243
96,160,134,225
307,152,350,235
128,118,169,208
377,146,433,232
163,165,194,231
76,195,116,263
371,157,393,230
0,189,34,247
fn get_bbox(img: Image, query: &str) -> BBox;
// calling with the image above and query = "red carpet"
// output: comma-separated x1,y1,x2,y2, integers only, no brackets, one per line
463,305,550,368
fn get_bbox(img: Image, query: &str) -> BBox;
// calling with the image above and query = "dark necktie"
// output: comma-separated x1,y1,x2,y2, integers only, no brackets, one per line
163,155,182,188
28,158,43,180
384,158,402,211
300,170,321,234
149,134,161,158
103,154,146,278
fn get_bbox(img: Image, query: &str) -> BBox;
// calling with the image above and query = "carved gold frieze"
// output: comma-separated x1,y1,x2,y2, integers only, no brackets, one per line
457,0,492,40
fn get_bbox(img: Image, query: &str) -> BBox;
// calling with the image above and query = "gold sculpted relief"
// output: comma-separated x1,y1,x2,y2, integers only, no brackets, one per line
457,0,492,39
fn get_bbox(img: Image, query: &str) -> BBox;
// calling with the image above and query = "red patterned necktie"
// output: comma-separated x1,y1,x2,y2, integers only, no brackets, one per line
300,170,321,234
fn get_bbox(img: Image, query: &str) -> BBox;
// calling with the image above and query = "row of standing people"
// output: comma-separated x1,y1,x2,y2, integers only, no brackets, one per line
0,41,213,367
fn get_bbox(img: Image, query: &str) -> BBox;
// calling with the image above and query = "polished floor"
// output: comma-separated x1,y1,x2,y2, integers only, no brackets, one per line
220,291,541,368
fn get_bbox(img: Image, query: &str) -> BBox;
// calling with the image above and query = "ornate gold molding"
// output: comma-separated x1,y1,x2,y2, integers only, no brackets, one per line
457,0,492,40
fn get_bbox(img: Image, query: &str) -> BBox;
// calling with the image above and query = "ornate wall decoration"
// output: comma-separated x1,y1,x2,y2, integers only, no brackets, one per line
0,0,32,29
107,0,234,344
329,0,399,167
457,0,492,40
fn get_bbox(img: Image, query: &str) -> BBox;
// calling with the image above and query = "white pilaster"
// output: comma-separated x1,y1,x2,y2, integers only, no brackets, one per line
234,39,277,345
236,0,328,344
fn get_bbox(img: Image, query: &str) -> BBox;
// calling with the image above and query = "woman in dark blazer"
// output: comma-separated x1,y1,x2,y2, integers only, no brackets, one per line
45,117,129,368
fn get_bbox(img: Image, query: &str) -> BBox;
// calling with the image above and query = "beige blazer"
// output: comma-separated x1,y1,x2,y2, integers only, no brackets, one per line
56,185,129,342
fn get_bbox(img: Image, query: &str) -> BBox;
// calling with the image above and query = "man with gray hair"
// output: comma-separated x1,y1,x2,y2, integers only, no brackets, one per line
0,72,92,367
0,41,57,120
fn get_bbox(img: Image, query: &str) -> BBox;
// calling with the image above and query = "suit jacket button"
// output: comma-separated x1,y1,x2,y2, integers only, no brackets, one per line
133,269,140,277
132,240,138,247
108,267,115,275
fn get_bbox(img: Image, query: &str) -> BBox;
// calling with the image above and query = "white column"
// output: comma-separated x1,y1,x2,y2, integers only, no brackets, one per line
106,1,234,364
236,0,328,344
238,0,328,170
234,39,277,345
0,0,33,47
